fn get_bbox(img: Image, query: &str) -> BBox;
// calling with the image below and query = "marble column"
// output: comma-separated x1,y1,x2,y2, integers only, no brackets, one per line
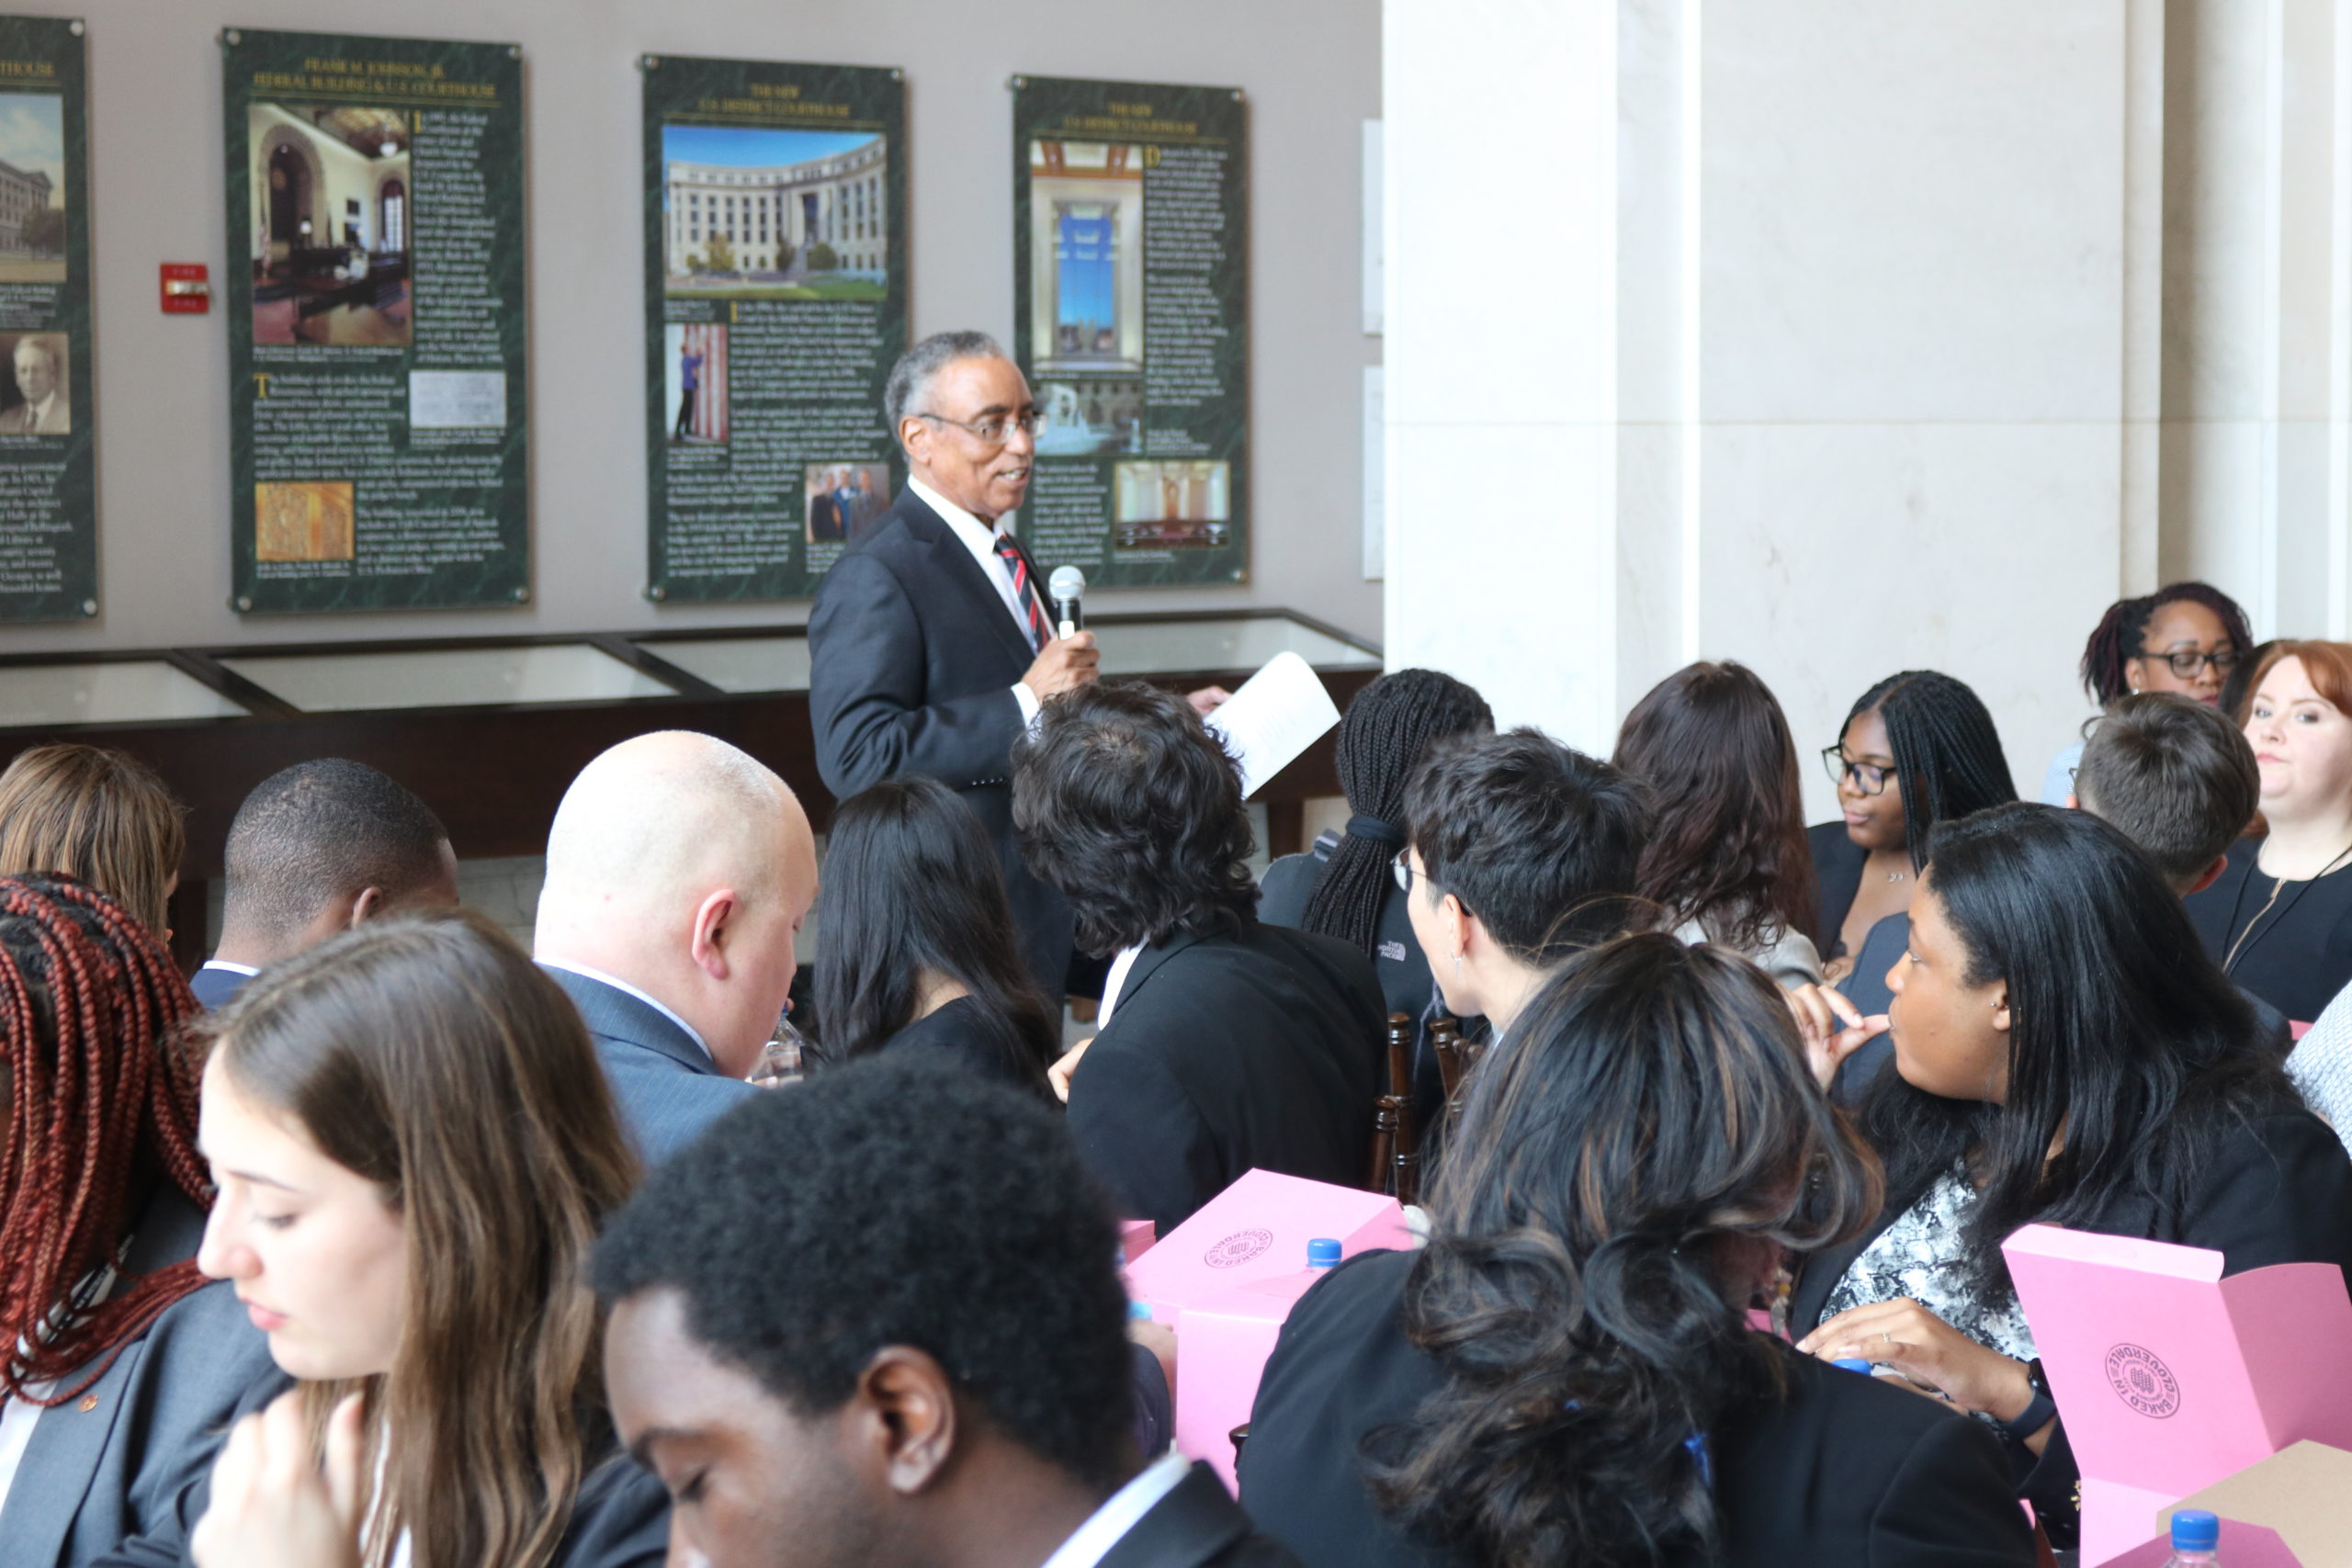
1385,0,2148,815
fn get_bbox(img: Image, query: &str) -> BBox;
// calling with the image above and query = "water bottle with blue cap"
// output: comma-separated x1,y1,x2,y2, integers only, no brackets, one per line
1307,1237,1341,1270
2161,1507,2220,1566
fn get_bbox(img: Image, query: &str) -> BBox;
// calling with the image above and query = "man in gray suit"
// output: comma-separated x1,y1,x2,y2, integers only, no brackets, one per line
534,730,819,1166
0,336,66,434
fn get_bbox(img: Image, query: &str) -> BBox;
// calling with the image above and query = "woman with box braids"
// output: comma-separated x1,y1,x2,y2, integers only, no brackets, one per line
0,872,209,1404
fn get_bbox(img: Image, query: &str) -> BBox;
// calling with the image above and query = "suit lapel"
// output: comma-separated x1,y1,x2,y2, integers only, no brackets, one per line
892,488,1041,671
1096,1463,1252,1568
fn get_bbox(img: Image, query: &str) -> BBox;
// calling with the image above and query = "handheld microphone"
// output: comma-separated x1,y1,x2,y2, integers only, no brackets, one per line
1048,565,1086,640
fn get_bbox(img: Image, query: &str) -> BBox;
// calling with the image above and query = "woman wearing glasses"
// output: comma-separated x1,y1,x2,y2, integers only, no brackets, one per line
2039,582,2254,804
2186,641,2352,1023
1810,673,2015,1064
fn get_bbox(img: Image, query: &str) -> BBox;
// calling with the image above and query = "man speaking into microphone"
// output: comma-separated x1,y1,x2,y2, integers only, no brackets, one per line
808,332,1095,998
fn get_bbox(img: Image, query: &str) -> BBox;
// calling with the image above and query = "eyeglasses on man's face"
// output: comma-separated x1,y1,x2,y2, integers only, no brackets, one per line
2138,647,2240,679
1392,850,1444,897
910,409,1043,446
1821,745,1894,796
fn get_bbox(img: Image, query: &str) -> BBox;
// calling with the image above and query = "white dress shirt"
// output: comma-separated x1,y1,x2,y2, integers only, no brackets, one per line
1037,1449,1192,1568
537,959,712,1064
1097,943,1147,1029
908,476,1046,726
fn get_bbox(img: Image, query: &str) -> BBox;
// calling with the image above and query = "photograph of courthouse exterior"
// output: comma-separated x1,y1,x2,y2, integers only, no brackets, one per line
0,155,51,253
662,132,887,281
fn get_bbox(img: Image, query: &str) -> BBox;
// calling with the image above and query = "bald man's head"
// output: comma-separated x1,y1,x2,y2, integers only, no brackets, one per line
536,732,818,1077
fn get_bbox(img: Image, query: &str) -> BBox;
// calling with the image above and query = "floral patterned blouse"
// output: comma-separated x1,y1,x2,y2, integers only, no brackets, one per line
1823,1160,2038,1366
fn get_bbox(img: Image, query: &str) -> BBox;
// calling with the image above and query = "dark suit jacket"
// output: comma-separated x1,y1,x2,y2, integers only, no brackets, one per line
542,965,752,1168
1238,1249,2035,1568
1069,921,1385,1232
1808,820,1867,959
880,995,1050,1095
94,1438,669,1568
1790,1101,2352,1541
6,1190,288,1568
1102,1462,1304,1568
807,486,1073,997
187,964,252,1010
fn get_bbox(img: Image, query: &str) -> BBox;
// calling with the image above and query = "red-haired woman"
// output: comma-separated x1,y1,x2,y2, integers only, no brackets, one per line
2187,640,2352,1023
0,874,280,1567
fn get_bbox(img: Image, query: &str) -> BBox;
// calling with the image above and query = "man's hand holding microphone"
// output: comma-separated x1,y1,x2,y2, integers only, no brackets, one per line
1022,565,1101,702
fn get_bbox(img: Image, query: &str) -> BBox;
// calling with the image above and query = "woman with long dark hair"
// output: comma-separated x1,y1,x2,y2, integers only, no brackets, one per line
1811,670,2015,1021
0,874,277,1568
812,775,1058,1092
2041,581,2253,803
110,910,666,1568
1793,803,2352,1549
1613,660,1819,985
1238,934,2033,1568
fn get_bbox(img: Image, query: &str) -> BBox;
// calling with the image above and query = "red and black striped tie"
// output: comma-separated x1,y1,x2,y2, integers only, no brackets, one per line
992,532,1048,651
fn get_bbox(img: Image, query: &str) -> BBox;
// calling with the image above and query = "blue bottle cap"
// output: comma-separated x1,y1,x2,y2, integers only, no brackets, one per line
2169,1509,2220,1551
1830,1358,1874,1374
1306,1237,1342,1269
1129,1299,1156,1321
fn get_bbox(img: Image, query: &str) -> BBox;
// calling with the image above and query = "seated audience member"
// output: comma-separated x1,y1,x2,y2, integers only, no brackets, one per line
2041,581,2253,803
0,744,183,939
1613,660,1822,986
0,875,277,1568
1016,682,1385,1231
193,759,458,1008
1238,935,2034,1568
1813,671,2016,1044
811,775,1058,1093
533,732,819,1164
2186,640,2352,1023
2070,692,2288,1052
1399,728,1646,1043
1793,804,2352,1549
2283,976,2352,1152
130,911,665,1568
1259,668,1493,1129
592,1057,1301,1568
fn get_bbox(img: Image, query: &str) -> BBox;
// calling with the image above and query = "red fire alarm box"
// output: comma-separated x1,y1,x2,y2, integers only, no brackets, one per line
160,264,209,314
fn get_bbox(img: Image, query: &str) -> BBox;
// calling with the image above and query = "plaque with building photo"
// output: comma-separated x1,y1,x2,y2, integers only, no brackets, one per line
1013,77,1249,589
0,17,91,623
222,28,529,615
642,55,907,604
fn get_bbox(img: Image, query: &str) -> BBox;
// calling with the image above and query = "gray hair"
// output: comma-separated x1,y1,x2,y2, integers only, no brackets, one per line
884,331,1006,450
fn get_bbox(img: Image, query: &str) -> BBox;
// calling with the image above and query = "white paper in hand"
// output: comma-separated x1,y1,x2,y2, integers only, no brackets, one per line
1203,650,1342,798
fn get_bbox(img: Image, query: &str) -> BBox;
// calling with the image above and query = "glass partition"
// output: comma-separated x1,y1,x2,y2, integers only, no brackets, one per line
220,643,678,713
0,662,248,728
639,636,813,696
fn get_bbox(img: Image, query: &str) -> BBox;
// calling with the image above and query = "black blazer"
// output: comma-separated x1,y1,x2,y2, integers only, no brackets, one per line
1069,921,1386,1231
3,1190,287,1568
2185,838,2352,1023
1238,1249,2036,1568
807,485,1074,997
878,994,1051,1095
1808,821,1866,959
1100,1462,1306,1568
1790,1101,2352,1541
542,965,753,1168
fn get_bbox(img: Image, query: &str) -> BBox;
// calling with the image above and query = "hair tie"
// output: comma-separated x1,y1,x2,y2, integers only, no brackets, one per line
1346,813,1406,849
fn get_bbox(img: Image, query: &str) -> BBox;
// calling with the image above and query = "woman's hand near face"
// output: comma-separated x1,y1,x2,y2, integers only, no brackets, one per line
191,1390,367,1568
1783,983,1888,1092
1796,1298,2050,1451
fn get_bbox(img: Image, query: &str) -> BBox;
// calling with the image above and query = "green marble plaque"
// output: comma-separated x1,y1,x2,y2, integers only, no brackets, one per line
0,17,93,622
1012,75,1250,589
222,28,528,614
641,54,908,604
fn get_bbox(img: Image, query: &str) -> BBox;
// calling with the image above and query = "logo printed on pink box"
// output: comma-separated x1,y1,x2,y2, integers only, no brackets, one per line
2104,1344,2181,1419
1205,1228,1274,1268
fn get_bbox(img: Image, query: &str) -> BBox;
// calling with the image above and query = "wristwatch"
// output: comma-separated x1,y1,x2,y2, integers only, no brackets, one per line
1996,1359,2057,1445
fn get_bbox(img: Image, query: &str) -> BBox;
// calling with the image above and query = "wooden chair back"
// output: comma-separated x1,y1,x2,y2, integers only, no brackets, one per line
1367,1012,1421,1204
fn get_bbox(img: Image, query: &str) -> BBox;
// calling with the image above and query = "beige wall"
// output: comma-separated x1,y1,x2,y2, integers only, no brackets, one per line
0,0,1381,655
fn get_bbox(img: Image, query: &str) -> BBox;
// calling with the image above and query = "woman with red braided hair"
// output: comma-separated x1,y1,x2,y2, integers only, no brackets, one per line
0,873,281,1567
2039,581,2254,804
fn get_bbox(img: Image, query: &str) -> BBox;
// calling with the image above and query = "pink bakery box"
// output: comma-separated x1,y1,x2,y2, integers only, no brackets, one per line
1119,1219,1156,1264
1177,1268,1329,1494
2003,1224,2352,1566
1121,1168,1410,1325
